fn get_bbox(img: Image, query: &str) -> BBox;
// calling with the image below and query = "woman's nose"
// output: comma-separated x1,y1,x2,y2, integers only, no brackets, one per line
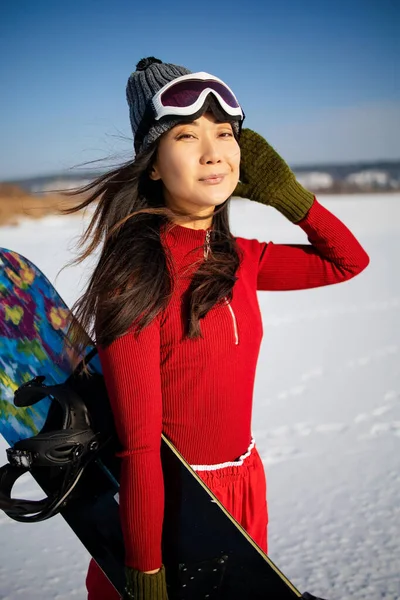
200,141,222,164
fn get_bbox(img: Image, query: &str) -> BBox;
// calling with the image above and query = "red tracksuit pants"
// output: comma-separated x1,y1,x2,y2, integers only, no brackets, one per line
86,440,268,599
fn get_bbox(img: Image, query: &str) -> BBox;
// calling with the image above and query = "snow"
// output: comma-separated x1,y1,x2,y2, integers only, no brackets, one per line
1,194,399,600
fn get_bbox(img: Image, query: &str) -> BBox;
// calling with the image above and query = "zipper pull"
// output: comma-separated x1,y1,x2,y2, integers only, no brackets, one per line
204,230,211,260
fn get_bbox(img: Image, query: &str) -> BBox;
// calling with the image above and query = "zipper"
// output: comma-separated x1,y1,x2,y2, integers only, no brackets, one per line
203,230,211,260
203,230,239,345
225,299,239,345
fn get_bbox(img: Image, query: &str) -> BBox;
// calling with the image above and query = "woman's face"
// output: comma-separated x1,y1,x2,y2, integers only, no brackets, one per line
150,111,240,220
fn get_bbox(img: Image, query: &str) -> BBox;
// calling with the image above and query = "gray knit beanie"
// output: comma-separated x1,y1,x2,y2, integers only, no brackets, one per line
126,57,240,154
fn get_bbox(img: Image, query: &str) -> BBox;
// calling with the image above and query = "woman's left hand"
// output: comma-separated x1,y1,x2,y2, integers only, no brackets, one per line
234,128,315,223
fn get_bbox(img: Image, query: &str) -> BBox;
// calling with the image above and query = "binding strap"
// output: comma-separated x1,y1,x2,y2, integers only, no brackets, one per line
0,376,102,522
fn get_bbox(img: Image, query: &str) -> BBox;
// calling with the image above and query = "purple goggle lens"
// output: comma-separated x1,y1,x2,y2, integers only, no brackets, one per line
160,79,240,109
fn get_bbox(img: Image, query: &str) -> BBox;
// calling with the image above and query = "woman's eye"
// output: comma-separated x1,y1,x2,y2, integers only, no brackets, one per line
177,132,233,140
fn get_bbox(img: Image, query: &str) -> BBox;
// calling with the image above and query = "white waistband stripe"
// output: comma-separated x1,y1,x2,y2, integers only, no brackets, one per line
190,438,255,472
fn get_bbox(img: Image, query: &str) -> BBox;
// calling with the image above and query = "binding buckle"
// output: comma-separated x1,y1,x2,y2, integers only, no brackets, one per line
6,447,35,469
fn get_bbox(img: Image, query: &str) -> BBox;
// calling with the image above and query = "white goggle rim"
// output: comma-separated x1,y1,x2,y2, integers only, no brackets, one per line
151,72,244,121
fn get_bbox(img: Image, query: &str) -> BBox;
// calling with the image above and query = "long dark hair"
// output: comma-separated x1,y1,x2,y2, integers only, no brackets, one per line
64,139,242,349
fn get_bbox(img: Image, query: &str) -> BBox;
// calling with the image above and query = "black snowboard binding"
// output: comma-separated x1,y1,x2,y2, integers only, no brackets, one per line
0,375,110,522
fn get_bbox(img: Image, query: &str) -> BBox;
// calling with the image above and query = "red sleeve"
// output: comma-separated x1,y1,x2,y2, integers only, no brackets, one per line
97,318,164,572
257,198,370,290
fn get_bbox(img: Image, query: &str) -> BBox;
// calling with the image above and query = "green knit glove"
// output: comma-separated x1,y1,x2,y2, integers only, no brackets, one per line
123,565,168,600
234,128,315,223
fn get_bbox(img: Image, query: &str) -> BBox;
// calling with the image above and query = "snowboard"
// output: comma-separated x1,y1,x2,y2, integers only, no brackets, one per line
0,248,304,599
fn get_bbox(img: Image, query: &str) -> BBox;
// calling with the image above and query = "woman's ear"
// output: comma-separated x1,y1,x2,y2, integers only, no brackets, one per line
149,164,161,181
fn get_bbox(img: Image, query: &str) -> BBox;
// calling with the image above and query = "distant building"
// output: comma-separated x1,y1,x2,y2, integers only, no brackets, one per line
295,172,334,190
346,170,389,187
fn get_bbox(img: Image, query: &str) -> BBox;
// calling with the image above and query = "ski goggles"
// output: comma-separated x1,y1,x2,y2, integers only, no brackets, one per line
151,72,244,121
134,72,244,151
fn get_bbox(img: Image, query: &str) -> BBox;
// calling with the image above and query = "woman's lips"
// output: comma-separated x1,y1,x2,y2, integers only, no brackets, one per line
199,174,226,184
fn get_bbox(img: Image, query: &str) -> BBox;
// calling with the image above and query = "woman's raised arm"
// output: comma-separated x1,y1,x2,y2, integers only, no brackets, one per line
256,198,369,290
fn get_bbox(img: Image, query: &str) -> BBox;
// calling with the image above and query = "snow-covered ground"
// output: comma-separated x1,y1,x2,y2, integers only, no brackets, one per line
0,194,399,600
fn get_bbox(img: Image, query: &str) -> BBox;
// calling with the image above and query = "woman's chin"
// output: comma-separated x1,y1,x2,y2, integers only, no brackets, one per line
168,189,233,214
197,190,232,207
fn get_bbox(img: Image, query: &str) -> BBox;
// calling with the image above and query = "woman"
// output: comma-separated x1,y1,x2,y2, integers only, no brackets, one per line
68,57,369,599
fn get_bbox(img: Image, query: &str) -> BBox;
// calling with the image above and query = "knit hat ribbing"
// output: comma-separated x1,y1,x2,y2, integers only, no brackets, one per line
126,57,240,154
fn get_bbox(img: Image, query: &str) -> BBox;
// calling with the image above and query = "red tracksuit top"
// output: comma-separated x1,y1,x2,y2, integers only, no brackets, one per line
97,198,369,571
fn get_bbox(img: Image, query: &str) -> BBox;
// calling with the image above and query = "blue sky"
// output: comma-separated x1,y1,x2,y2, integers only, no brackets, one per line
1,0,398,179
